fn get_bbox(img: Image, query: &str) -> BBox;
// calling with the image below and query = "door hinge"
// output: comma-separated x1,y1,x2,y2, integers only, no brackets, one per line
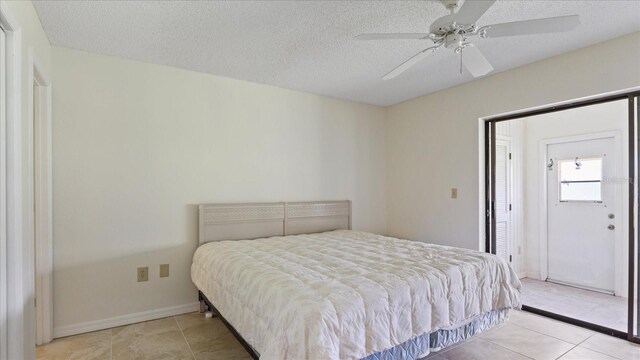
509,255,512,262
508,153,512,160
509,204,512,211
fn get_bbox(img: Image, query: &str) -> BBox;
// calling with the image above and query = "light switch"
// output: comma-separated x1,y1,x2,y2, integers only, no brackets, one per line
451,188,458,199
160,264,169,278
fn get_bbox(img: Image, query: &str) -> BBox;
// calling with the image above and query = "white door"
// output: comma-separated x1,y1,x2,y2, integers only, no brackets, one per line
495,138,511,264
546,136,617,293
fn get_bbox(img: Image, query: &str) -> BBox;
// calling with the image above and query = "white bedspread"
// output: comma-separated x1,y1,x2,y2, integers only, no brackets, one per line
191,230,521,360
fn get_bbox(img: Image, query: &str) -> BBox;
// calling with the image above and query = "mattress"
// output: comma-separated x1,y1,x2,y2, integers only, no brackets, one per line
191,230,521,360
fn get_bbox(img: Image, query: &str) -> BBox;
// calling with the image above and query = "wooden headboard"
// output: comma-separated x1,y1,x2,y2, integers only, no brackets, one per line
198,201,351,245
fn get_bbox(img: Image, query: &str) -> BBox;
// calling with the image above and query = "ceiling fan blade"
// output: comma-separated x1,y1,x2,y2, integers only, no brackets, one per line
461,44,493,77
454,0,496,25
382,46,440,80
355,33,432,40
480,15,580,38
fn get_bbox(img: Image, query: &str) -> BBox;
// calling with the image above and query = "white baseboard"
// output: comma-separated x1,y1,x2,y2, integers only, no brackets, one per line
517,272,527,279
53,302,199,338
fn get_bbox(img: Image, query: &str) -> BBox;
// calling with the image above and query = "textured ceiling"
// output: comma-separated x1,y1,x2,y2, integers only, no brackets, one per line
33,0,640,107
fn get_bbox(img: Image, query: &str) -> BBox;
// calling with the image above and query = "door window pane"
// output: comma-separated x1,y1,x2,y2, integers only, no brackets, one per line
558,158,602,202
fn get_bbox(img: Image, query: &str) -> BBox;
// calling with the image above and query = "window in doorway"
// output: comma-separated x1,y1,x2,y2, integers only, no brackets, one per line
558,157,603,202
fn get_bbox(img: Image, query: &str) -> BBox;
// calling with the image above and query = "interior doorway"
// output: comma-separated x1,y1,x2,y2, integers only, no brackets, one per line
484,91,640,342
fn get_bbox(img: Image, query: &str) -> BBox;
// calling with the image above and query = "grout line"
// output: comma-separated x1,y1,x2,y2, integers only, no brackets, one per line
494,321,625,360
507,315,596,345
508,321,588,344
475,337,536,359
575,333,595,347
553,343,578,360
174,316,197,360
572,334,626,360
110,328,113,360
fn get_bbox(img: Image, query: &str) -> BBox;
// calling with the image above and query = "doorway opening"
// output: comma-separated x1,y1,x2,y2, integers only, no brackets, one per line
484,90,640,343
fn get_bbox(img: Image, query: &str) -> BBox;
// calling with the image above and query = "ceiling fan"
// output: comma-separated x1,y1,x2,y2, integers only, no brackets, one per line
355,0,580,80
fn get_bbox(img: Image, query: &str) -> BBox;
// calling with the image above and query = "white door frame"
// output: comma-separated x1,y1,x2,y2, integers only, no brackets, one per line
0,2,24,359
0,20,8,360
538,130,626,296
28,48,53,345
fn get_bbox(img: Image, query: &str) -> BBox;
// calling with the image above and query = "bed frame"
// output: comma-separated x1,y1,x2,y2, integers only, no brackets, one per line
196,200,352,359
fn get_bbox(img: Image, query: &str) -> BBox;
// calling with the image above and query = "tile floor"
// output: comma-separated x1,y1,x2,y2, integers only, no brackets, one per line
36,310,640,360
36,313,252,360
521,278,628,332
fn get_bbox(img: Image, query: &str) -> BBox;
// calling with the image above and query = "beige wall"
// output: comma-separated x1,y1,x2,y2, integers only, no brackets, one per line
2,1,52,357
49,26,640,337
51,46,387,331
386,32,640,251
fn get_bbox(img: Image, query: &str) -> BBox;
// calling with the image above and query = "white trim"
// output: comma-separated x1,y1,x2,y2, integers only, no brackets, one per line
0,3,23,359
28,47,53,345
538,131,625,296
478,118,486,252
53,303,200,338
0,24,7,360
6,44,23,360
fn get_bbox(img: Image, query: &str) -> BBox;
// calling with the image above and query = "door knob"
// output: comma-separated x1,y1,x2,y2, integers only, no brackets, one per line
608,224,615,230
608,214,615,219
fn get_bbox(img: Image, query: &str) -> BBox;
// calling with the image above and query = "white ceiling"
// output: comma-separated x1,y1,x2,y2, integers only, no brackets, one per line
33,0,640,107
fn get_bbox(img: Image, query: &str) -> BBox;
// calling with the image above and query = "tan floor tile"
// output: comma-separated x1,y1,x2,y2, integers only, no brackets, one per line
193,347,254,360
559,346,619,360
581,333,640,360
438,338,530,360
175,312,207,331
39,311,640,360
479,323,573,360
507,309,531,323
176,313,252,360
521,278,627,332
111,317,193,360
36,329,111,360
510,311,595,344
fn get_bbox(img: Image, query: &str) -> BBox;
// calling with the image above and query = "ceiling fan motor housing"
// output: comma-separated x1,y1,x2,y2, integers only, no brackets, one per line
445,33,464,49
429,14,458,35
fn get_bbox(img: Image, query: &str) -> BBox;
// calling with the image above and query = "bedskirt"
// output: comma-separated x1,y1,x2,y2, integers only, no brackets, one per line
362,308,509,360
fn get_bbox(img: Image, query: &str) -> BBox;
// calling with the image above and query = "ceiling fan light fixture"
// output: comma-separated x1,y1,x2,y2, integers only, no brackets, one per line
355,0,580,80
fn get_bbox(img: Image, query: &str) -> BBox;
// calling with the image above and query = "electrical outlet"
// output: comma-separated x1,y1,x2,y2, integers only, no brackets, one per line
137,267,148,282
451,188,458,199
160,264,169,278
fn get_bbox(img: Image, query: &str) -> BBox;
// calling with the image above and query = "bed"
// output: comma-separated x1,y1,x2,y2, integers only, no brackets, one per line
191,201,521,360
